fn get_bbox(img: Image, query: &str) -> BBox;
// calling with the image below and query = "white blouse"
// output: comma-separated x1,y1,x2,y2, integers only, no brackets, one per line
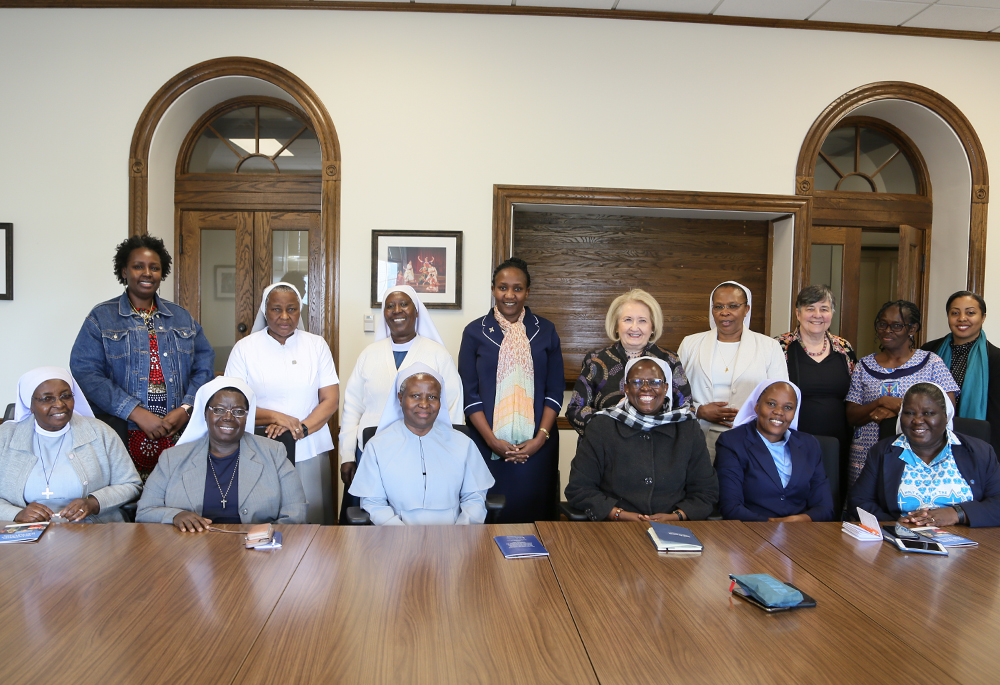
225,329,339,462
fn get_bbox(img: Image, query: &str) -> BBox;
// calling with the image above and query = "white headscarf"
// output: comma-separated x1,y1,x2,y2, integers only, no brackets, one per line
896,381,955,434
252,282,307,334
709,280,753,330
375,285,444,346
15,367,94,422
175,376,258,446
623,356,674,413
732,379,801,431
375,362,452,433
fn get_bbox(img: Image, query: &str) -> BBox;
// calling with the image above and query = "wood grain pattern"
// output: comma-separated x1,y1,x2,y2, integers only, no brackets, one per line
12,1,1000,45
536,520,959,685
747,522,1000,685
231,524,597,685
512,210,769,383
0,523,317,684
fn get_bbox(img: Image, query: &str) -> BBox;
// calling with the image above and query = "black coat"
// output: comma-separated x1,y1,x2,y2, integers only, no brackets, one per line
849,433,1000,527
565,415,718,521
922,335,1000,453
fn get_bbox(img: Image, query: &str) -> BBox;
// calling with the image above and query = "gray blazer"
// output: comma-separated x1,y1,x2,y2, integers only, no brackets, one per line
0,414,142,522
136,433,307,525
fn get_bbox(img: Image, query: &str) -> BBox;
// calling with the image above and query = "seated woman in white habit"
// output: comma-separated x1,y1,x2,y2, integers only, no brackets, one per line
349,363,494,525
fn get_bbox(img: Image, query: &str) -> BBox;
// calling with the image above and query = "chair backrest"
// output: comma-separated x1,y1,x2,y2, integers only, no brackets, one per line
811,435,840,510
878,417,897,442
3,403,14,422
360,423,471,449
954,417,992,444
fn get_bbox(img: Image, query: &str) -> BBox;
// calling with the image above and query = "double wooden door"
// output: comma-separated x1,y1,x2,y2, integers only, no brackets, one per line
177,210,320,372
810,224,927,353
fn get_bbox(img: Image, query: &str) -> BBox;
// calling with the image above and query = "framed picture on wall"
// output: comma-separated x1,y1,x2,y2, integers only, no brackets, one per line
0,224,11,300
371,230,463,309
214,265,236,300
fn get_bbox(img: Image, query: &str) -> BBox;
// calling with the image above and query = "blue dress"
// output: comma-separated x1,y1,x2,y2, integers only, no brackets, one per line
458,307,565,523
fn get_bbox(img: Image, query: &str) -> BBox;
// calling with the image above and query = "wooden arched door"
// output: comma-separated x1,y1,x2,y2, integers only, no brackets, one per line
174,97,323,372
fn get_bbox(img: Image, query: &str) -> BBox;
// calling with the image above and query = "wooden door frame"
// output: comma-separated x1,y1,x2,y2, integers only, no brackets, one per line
128,56,341,355
492,185,812,334
796,81,988,293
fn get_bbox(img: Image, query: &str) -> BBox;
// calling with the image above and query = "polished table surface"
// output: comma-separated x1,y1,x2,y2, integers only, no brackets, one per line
535,520,960,685
747,521,1000,685
0,522,317,685
231,523,597,685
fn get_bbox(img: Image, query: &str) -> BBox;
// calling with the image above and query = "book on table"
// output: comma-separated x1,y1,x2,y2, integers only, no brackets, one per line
647,522,703,552
494,535,549,559
0,522,49,544
911,526,978,547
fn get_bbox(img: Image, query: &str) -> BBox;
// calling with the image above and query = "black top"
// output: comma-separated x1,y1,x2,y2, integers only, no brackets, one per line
922,335,1000,454
203,448,241,524
786,341,852,447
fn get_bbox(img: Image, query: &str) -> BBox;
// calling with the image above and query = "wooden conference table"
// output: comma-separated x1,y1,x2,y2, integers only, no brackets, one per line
1,520,997,684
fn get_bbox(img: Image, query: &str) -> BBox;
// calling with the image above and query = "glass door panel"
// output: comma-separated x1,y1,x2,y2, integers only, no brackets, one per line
809,244,844,336
809,226,861,348
201,230,237,373
272,229,311,332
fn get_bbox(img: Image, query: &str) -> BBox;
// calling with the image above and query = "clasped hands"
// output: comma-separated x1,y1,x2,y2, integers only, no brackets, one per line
868,396,903,424
263,412,308,440
609,509,682,522
15,496,100,524
488,434,545,463
131,406,191,441
899,506,959,527
697,402,737,427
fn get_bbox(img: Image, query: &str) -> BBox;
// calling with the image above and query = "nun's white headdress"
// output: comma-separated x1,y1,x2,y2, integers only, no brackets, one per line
709,280,752,330
375,362,452,433
252,282,306,334
375,285,444,346
15,367,94,422
732,379,801,431
175,376,258,446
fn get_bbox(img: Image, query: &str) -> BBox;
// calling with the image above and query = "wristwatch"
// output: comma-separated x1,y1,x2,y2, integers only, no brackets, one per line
672,509,686,521
301,424,309,437
181,404,193,417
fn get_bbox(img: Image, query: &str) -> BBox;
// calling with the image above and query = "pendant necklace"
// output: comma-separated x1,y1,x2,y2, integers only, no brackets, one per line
35,431,70,500
209,451,240,508
718,344,739,373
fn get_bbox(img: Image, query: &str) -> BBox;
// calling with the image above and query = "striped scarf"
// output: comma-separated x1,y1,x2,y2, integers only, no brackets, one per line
491,307,535,460
597,397,693,431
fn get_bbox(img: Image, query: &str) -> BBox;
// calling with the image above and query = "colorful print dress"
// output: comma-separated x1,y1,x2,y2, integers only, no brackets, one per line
127,305,178,479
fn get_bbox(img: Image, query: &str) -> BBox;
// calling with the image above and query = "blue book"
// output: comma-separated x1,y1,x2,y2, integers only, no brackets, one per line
494,535,549,559
647,522,703,552
0,522,49,544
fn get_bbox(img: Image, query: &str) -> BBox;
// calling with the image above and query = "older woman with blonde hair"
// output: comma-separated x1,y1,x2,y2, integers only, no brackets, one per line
567,288,693,435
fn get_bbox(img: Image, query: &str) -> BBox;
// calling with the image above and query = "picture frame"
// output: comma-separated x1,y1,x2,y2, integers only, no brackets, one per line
0,224,11,301
371,230,463,309
214,265,236,300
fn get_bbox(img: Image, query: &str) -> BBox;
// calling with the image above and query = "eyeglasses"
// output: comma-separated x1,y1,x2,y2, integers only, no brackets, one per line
207,406,249,418
627,379,665,389
875,321,910,332
711,303,747,312
32,392,74,406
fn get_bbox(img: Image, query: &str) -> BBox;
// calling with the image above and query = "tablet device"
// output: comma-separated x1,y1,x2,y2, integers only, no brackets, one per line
881,524,948,554
731,583,817,613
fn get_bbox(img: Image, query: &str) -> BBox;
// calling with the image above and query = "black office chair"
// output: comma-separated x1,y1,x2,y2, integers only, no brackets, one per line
345,423,506,524
254,426,296,464
879,416,991,444
813,435,841,510
2,403,14,422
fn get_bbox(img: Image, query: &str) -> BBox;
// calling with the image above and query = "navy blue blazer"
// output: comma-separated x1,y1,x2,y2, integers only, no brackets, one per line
458,307,565,431
715,422,834,522
849,433,1000,527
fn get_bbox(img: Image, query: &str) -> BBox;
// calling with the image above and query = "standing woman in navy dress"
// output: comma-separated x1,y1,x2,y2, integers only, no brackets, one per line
459,258,564,523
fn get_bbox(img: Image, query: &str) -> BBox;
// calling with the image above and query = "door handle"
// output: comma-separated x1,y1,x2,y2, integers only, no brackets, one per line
237,323,248,333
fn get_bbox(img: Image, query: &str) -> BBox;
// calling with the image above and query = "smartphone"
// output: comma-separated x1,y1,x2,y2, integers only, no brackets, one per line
893,537,948,555
881,524,920,540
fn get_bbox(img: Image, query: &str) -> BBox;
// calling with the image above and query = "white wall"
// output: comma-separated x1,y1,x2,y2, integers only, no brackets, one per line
2,8,999,427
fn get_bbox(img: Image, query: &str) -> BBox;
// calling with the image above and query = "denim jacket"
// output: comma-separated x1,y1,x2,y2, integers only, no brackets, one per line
70,292,215,429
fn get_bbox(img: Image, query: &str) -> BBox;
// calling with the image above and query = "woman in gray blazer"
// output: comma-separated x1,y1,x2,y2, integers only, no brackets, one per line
136,377,307,530
0,367,141,523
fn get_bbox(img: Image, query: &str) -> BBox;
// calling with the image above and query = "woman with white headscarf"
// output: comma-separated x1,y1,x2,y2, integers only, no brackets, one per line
225,282,339,524
677,280,788,459
0,367,141,523
338,285,463,522
850,382,1000,527
348,363,494,525
136,377,307,531
715,379,834,522
565,357,717,522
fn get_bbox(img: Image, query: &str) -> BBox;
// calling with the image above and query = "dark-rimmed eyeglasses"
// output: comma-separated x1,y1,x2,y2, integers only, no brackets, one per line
875,321,909,333
711,303,746,312
627,379,665,389
207,406,249,418
32,392,74,406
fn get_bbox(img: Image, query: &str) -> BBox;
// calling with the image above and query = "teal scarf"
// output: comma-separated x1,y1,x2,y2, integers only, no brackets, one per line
937,333,989,420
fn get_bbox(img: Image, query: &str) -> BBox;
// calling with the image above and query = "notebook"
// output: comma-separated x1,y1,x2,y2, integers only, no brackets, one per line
647,522,703,552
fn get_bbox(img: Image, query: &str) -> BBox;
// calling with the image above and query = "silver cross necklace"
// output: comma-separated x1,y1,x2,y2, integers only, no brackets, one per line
208,451,240,508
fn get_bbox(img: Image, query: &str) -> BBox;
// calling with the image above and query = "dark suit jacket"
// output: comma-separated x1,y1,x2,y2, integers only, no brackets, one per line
565,415,718,521
715,422,834,522
849,433,1000,527
922,335,1000,453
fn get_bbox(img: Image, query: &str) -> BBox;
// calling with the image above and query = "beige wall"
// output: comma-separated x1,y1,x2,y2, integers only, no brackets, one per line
2,9,998,443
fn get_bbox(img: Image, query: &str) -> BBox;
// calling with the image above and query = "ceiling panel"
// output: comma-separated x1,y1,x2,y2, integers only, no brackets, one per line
811,0,928,25
903,3,1000,29
616,0,720,12
516,0,616,8
940,0,1000,9
418,0,513,4
714,0,826,20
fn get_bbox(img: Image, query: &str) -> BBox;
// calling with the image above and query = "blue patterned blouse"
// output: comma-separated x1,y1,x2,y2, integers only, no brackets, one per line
894,431,973,512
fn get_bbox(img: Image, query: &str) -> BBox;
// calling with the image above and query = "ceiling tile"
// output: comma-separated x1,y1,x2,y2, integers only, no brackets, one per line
940,0,1000,9
616,0,720,12
714,0,827,20
903,3,1000,30
417,0,512,4
810,0,928,25
515,0,616,8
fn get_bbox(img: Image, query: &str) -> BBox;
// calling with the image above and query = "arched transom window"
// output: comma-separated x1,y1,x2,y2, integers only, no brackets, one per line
186,102,321,175
814,119,923,195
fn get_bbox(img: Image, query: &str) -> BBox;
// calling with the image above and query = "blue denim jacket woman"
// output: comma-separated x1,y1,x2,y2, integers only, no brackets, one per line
71,291,214,426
